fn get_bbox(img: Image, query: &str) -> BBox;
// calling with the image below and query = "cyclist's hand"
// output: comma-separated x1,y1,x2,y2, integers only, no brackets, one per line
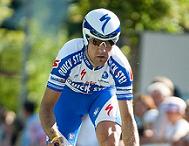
51,136,64,146
47,143,63,146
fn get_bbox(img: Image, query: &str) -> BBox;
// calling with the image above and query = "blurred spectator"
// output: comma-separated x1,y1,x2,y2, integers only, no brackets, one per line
133,93,158,144
151,76,174,95
151,75,182,98
18,100,46,146
10,117,24,146
0,106,6,144
185,99,189,122
147,82,173,107
161,96,189,143
172,134,189,146
172,99,189,146
173,85,182,98
0,106,16,146
0,106,6,146
147,80,173,141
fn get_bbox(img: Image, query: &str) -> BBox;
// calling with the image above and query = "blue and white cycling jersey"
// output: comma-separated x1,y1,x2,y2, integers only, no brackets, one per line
47,38,133,100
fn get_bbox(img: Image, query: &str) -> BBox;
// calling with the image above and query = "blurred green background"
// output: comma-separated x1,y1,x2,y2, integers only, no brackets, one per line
0,0,189,111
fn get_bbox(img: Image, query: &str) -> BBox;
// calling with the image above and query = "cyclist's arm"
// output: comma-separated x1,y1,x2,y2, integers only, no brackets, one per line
118,99,139,146
39,87,61,140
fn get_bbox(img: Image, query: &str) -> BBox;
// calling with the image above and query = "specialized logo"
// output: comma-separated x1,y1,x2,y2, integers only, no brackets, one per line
52,60,60,68
105,104,113,116
99,14,111,33
80,69,86,80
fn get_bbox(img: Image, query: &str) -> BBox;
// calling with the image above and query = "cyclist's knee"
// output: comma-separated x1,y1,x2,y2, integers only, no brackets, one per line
101,133,119,146
96,121,121,146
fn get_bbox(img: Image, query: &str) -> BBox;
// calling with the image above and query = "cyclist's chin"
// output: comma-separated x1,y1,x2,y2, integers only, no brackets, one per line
95,58,107,66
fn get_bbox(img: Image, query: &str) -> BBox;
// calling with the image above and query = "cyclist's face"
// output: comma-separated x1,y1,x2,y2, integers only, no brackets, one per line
87,38,114,67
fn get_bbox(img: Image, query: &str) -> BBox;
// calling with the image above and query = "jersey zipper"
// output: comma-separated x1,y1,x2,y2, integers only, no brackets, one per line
87,67,95,94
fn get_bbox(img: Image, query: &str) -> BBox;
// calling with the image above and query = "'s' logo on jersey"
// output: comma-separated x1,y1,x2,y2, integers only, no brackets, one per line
100,14,111,33
52,60,60,68
80,69,86,80
105,104,113,116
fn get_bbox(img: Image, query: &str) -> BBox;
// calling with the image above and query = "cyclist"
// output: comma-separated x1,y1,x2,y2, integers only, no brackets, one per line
39,8,139,146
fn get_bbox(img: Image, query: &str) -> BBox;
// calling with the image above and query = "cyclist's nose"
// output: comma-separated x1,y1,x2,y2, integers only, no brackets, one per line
98,42,107,53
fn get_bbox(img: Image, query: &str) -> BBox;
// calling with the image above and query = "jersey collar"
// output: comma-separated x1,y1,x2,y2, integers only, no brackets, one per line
83,49,103,70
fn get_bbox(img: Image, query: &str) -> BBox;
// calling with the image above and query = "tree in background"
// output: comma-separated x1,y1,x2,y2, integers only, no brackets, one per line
0,0,24,110
0,0,68,111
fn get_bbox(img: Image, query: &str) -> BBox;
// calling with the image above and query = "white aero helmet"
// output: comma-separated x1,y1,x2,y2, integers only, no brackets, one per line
83,8,121,46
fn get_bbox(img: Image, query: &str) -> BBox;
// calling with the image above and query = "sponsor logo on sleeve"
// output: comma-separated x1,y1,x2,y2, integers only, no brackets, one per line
58,52,83,76
109,62,127,84
52,60,60,68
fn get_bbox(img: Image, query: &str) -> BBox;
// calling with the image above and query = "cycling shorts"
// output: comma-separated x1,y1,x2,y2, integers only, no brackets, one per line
53,85,121,146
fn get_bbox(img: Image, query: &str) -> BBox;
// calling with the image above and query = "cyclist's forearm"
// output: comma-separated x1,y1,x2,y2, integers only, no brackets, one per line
119,100,140,146
39,88,61,140
122,114,139,146
39,102,58,140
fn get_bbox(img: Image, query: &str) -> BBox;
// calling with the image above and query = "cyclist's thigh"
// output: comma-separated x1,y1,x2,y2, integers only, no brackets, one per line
89,88,121,127
89,88,121,144
96,120,121,145
53,86,88,145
